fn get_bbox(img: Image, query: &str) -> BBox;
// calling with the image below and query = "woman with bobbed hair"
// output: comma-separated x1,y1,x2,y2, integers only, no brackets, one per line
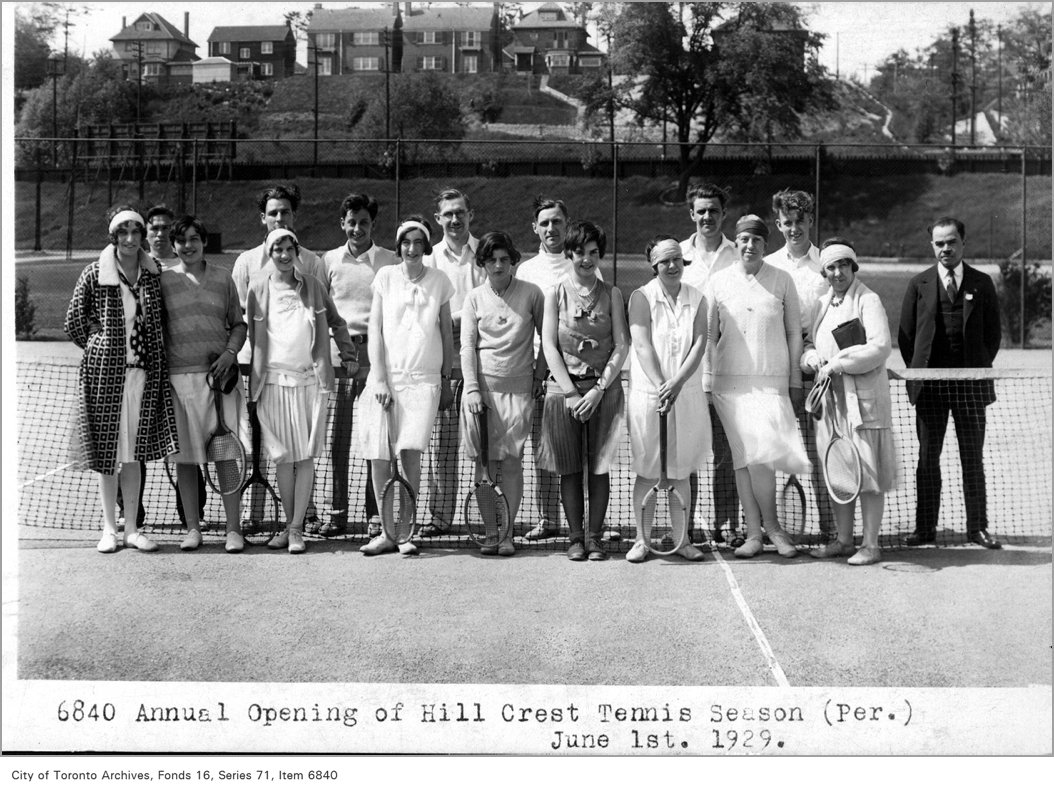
540,220,630,562
460,231,546,556
359,215,455,556
801,237,896,565
65,204,179,553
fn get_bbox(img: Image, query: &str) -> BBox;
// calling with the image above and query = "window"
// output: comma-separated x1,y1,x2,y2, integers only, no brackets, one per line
421,31,438,44
146,42,161,55
353,31,379,45
142,63,161,76
549,53,570,68
219,41,230,55
318,56,333,75
260,62,274,76
463,31,480,47
540,11,558,22
554,31,568,48
315,33,336,50
419,56,443,70
261,41,273,54
579,55,602,68
135,20,154,31
239,47,251,60
352,57,380,71
463,54,478,73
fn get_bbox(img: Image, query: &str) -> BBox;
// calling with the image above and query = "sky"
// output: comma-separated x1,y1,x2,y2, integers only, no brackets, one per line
25,1,1051,83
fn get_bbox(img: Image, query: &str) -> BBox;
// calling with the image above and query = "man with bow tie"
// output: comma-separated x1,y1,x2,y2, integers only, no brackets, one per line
898,217,1003,549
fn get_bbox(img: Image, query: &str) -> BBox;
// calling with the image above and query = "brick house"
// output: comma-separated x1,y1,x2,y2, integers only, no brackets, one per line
110,12,199,87
508,2,604,75
207,25,297,80
307,2,497,75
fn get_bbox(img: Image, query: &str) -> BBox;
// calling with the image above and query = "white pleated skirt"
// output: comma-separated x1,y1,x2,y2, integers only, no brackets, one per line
257,377,329,464
712,389,810,475
627,386,711,480
115,368,146,464
358,381,441,459
168,371,248,464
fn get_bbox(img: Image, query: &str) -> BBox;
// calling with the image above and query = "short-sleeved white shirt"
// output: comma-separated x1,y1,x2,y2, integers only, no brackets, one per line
370,265,454,385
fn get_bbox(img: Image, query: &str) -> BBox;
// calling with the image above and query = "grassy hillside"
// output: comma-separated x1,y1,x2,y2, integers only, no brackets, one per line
17,172,1050,261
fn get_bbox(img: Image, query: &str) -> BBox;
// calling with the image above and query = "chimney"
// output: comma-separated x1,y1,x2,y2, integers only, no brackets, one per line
393,1,398,15
405,2,412,16
122,16,126,29
184,11,189,39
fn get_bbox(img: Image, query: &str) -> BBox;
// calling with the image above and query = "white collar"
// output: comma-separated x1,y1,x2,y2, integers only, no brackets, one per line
98,245,159,285
942,262,963,283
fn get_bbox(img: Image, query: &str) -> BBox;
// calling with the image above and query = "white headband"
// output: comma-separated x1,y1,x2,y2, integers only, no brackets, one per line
649,238,682,266
108,210,145,234
819,244,858,267
396,221,431,244
265,228,299,255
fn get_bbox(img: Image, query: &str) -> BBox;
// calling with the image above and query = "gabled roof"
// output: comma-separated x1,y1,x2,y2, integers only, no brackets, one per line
110,13,196,46
515,2,583,30
310,5,493,32
195,56,237,66
208,25,292,43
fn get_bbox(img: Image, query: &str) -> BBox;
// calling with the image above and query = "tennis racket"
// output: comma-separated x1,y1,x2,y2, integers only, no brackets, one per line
778,474,808,537
239,401,282,545
463,408,512,547
641,410,688,556
204,373,248,495
821,385,863,505
380,407,418,546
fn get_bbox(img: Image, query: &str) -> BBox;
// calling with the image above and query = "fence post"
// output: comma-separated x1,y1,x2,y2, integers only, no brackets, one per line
1020,147,1027,348
611,141,619,286
192,138,199,216
66,129,78,262
34,147,43,252
814,144,822,242
395,138,402,222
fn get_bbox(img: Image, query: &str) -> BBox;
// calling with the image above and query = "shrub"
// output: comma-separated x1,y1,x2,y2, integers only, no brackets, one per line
15,274,37,340
999,259,1053,346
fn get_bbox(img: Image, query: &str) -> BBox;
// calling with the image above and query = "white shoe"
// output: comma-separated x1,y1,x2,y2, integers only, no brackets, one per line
97,531,120,553
124,532,159,552
225,531,245,553
288,529,306,554
626,541,649,563
180,529,203,551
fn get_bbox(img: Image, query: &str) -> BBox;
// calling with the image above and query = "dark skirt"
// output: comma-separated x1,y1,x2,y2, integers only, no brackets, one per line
538,381,625,475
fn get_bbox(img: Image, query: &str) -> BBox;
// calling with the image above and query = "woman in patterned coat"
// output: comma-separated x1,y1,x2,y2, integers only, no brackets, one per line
65,206,178,553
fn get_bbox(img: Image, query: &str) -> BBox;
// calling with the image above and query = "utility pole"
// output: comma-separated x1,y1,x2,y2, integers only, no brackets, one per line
969,10,977,145
311,41,319,167
997,24,1003,126
835,32,839,80
383,27,391,141
950,26,959,146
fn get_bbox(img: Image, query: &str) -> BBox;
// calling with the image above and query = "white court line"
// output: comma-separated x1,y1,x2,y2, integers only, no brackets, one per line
18,462,75,489
711,548,792,688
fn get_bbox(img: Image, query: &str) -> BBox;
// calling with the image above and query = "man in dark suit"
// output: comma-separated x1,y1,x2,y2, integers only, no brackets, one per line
898,217,1002,548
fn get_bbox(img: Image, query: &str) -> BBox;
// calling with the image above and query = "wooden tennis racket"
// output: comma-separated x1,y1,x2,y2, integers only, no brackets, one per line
204,373,248,496
641,409,688,556
463,408,512,547
380,407,418,546
821,385,863,505
778,474,808,538
239,401,281,545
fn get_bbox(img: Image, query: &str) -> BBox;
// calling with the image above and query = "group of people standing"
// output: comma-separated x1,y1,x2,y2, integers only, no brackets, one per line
65,180,1003,564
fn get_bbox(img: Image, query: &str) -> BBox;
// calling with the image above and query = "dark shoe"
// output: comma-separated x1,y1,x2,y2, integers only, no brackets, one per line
967,529,1002,549
904,531,936,546
567,541,586,561
601,526,621,542
418,521,449,538
729,535,746,549
710,527,724,544
586,538,608,561
367,516,382,538
319,521,347,538
304,514,322,535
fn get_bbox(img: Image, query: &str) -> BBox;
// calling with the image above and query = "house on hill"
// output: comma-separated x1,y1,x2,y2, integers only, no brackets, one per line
207,25,297,80
307,2,498,75
110,12,199,87
509,2,605,75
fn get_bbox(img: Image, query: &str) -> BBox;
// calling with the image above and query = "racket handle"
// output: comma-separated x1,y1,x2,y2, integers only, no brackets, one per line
479,407,489,466
659,409,668,481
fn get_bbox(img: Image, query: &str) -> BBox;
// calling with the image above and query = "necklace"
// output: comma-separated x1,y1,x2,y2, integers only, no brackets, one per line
404,265,426,284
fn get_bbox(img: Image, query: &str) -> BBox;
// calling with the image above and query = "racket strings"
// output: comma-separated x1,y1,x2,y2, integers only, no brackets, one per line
206,434,247,495
825,439,862,503
384,481,416,543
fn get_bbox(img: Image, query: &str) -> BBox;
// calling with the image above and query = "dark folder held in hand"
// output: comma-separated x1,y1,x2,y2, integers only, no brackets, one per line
832,317,866,350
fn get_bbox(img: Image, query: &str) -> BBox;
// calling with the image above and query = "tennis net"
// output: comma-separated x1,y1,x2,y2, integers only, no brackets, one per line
15,360,1052,549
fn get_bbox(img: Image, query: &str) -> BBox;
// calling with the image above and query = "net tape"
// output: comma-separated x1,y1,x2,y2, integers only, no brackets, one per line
16,362,1052,549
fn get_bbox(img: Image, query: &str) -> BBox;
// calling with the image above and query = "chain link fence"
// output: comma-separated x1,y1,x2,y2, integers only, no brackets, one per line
14,136,1052,342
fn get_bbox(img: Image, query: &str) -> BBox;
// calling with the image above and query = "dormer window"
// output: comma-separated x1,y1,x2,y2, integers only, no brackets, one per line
135,20,154,31
540,11,558,21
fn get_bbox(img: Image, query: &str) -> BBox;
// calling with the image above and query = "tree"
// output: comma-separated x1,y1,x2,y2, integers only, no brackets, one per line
611,2,833,200
14,4,59,90
350,72,465,144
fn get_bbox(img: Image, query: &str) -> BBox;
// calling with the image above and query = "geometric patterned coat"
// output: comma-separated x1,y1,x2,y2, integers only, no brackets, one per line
64,246,178,474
